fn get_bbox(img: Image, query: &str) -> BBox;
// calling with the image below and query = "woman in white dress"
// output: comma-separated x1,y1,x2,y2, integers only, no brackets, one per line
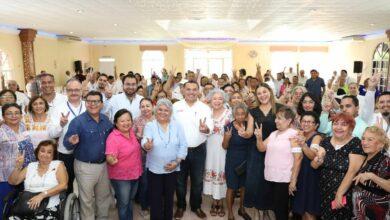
203,88,232,217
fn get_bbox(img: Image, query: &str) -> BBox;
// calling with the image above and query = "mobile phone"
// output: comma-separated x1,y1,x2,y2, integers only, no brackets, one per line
331,196,346,209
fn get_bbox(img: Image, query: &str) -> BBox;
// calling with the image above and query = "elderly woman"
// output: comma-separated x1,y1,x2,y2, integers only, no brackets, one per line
352,126,389,220
229,91,244,107
203,89,232,217
0,103,35,213
8,140,68,219
311,113,366,219
23,96,61,148
142,98,187,220
106,109,142,220
0,89,17,120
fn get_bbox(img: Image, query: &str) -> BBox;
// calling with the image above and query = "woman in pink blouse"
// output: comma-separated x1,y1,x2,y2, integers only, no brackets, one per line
106,109,142,220
255,106,303,220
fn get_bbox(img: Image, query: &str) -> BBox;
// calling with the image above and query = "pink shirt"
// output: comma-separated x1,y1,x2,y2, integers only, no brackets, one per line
264,128,298,183
106,129,143,180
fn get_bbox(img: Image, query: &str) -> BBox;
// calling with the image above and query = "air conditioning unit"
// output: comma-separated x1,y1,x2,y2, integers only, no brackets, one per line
57,35,82,42
341,35,365,42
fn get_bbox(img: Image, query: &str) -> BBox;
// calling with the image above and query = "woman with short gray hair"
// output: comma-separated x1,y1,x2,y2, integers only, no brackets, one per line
142,98,187,220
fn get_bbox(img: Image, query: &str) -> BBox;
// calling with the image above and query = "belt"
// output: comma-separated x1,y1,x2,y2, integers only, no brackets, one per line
79,158,106,164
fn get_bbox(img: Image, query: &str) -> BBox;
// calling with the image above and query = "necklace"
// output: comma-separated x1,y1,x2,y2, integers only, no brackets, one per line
157,122,171,148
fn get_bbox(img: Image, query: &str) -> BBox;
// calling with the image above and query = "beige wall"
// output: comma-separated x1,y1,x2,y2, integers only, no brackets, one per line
0,31,24,86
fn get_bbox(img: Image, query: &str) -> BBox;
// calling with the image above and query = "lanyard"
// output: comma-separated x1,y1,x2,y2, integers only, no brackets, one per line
67,101,83,117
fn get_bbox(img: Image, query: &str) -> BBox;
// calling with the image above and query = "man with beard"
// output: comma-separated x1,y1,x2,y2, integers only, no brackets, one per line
106,74,143,120
39,73,67,110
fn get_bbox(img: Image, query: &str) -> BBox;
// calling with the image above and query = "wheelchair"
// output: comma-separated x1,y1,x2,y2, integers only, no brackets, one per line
2,189,80,220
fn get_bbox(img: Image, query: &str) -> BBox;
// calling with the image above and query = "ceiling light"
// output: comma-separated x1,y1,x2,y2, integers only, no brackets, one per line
76,9,83,14
70,31,74,34
370,23,375,26
114,23,118,26
133,31,137,34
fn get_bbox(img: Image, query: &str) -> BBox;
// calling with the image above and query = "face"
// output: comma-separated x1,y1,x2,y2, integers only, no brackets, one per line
151,77,157,85
187,72,196,81
40,75,55,95
156,104,171,122
137,88,144,96
210,92,224,110
234,108,247,123
37,145,55,164
232,83,240,91
250,78,259,88
300,115,317,133
85,95,103,115
302,96,315,112
0,92,16,106
217,78,225,87
332,119,351,138
275,112,291,131
140,100,153,117
238,79,245,87
293,76,298,84
66,81,82,102
116,113,132,133
293,88,304,103
3,106,22,126
8,81,18,92
361,131,384,155
223,86,234,96
377,95,390,116
184,83,199,102
340,98,358,117
157,91,167,100
256,86,271,104
348,84,358,96
31,98,47,114
201,77,209,86
123,77,138,97
230,93,243,107
310,71,318,79
97,76,108,89
299,70,305,76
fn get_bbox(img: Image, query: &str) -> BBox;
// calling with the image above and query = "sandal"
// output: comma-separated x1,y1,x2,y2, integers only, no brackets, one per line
217,204,225,217
210,204,218,216
238,208,251,220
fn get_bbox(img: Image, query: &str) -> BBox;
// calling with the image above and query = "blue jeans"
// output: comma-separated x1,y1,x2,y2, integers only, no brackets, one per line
0,182,14,217
111,179,139,220
176,143,206,211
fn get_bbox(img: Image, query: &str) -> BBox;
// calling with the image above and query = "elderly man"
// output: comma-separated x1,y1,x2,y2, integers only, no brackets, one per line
7,80,29,110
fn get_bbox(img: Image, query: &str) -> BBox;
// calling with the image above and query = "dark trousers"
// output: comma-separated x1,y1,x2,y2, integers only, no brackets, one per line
58,152,75,194
136,168,149,210
148,171,177,220
176,143,206,211
269,181,289,220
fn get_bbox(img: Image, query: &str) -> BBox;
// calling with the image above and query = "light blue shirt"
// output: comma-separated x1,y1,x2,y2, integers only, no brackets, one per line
319,112,368,139
142,119,187,174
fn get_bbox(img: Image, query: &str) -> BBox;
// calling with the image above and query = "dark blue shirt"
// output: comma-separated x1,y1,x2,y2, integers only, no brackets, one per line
305,77,325,100
63,112,113,163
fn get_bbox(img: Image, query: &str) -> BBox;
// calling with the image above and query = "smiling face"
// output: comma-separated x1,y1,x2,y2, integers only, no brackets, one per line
39,75,55,95
275,112,291,131
230,92,243,107
302,96,315,112
31,98,47,114
332,119,351,139
210,92,224,110
156,104,171,123
0,91,16,106
293,88,304,103
3,106,22,126
115,112,133,133
123,77,138,97
184,82,199,103
300,115,317,133
37,144,55,165
140,99,153,117
85,95,103,116
256,86,271,105
377,94,390,116
66,80,82,103
361,131,384,155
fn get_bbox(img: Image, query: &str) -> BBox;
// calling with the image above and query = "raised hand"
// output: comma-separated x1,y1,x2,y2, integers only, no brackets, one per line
68,134,79,145
60,112,70,127
144,138,153,151
368,73,381,90
256,63,261,71
15,150,25,169
169,66,177,77
224,126,233,138
199,118,209,134
254,122,262,139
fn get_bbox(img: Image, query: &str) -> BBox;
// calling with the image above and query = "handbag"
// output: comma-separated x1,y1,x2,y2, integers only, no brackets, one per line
234,160,247,176
12,191,50,217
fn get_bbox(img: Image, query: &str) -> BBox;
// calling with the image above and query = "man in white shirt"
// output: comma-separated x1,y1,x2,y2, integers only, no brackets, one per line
105,74,143,120
111,73,124,95
7,80,30,110
39,73,67,110
284,67,296,82
173,81,213,219
50,78,86,194
298,70,308,86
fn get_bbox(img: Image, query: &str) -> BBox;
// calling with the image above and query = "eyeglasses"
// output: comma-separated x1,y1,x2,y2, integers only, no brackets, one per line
0,95,15,99
333,122,348,127
66,89,81,93
4,112,21,117
86,100,102,105
301,120,315,124
302,100,314,104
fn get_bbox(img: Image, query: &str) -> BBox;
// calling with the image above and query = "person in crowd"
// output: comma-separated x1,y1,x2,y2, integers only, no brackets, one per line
38,73,67,109
203,89,232,217
137,85,145,97
142,98,187,220
305,69,325,101
222,84,235,98
23,96,61,148
85,71,99,91
133,98,155,217
7,80,30,111
279,77,291,97
229,91,244,107
298,70,307,86
255,106,303,220
244,92,257,109
291,112,323,220
8,140,68,219
231,82,240,92
173,81,213,219
295,92,322,129
245,83,281,219
0,89,17,120
269,72,284,98
25,76,39,98
352,126,389,219
107,74,143,120
222,103,253,220
64,91,114,220
0,103,36,213
285,67,296,82
95,73,112,101
106,109,142,220
147,74,158,97
311,113,366,219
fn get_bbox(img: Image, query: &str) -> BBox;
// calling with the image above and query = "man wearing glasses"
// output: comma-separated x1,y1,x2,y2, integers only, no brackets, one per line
64,90,114,220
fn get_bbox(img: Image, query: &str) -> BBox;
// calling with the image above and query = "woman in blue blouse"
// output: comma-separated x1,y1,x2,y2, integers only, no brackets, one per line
142,98,187,220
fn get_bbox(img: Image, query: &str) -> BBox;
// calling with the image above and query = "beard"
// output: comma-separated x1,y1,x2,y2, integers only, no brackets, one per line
382,111,389,117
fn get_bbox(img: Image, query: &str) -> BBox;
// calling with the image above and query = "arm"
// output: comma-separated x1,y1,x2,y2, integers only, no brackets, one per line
368,173,390,192
222,126,232,149
176,123,188,161
8,167,27,185
256,137,268,152
63,119,80,150
105,134,119,165
241,113,254,138
289,151,303,195
301,135,322,160
318,112,331,135
255,64,263,83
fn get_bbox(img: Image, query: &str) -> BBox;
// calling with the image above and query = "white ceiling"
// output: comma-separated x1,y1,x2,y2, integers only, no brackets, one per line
0,0,389,42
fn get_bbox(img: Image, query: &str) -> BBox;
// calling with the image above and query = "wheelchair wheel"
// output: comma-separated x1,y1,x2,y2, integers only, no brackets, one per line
63,193,80,220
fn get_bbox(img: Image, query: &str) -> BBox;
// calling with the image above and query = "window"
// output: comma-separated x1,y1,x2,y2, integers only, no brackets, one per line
372,42,389,92
142,51,164,81
185,49,232,76
0,50,12,90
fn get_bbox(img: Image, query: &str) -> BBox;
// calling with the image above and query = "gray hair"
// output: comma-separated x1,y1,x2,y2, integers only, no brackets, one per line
232,102,248,115
291,86,307,95
206,88,228,103
155,98,173,113
65,77,82,86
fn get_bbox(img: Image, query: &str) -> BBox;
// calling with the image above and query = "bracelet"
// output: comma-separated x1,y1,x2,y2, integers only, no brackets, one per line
291,147,302,153
310,144,320,150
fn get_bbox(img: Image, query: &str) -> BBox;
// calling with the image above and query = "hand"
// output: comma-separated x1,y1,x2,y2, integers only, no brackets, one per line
236,123,246,138
256,63,261,71
289,180,297,196
254,122,262,140
199,118,209,134
295,131,306,146
15,151,25,169
375,117,384,129
144,138,153,151
28,194,45,210
68,134,79,145
232,69,237,76
334,193,345,209
323,102,332,113
317,147,326,159
289,137,300,148
107,154,118,165
169,66,176,77
353,172,373,185
60,112,70,127
368,73,380,90
224,126,232,138
164,161,178,172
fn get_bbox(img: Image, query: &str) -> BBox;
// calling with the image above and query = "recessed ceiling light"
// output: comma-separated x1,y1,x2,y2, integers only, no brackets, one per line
114,23,118,26
370,23,375,26
133,31,137,34
70,31,74,34
76,9,83,14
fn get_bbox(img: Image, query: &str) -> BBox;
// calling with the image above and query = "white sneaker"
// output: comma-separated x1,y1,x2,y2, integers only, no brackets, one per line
139,209,150,219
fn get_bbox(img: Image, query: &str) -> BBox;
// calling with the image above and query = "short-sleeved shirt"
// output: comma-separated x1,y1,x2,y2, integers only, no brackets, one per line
305,77,325,100
105,129,142,180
